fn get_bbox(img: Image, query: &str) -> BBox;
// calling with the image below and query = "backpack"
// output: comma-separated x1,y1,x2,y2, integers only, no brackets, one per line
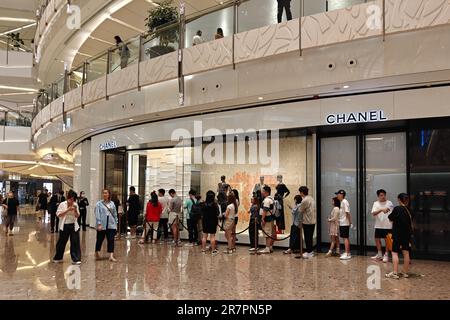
190,199,202,219
267,196,282,218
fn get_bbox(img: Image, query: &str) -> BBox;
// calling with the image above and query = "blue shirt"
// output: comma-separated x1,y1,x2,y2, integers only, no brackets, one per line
291,203,302,227
95,200,118,230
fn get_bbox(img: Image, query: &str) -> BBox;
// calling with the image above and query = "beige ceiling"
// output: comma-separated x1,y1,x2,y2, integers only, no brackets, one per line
72,0,226,68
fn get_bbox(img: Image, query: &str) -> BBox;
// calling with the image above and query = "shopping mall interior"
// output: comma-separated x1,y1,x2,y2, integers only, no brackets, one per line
1,0,450,302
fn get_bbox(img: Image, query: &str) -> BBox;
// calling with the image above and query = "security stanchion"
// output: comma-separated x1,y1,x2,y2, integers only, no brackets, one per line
254,218,258,250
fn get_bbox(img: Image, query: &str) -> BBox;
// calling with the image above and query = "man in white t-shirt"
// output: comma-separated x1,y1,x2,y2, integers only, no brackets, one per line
258,186,275,255
193,30,203,46
157,189,170,243
336,190,352,260
371,189,394,262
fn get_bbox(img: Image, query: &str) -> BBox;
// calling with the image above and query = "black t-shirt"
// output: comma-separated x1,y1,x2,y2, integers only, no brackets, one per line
388,206,413,242
38,193,48,209
127,194,141,214
3,198,19,216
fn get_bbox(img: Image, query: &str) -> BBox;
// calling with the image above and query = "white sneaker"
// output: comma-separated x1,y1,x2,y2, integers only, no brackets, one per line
325,250,332,257
186,243,194,247
371,254,383,260
385,272,400,279
340,253,352,260
308,252,314,258
383,253,389,263
257,248,271,254
248,248,257,253
283,249,292,255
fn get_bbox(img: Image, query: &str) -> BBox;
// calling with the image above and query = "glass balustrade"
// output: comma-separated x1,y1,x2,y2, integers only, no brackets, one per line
85,53,108,83
32,0,373,122
142,22,179,61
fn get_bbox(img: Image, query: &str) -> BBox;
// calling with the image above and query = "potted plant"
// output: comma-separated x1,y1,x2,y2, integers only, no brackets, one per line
144,0,179,58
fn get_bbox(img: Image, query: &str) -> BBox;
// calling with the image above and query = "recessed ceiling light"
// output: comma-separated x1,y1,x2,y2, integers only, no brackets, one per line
343,85,350,89
129,118,134,121
0,85,38,92
258,97,264,100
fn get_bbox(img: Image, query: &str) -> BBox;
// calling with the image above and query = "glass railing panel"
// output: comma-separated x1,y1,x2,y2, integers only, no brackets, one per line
0,112,5,126
185,5,233,48
304,0,367,16
142,22,179,61
110,36,140,73
54,77,65,99
68,66,84,90
85,53,108,82
238,0,301,33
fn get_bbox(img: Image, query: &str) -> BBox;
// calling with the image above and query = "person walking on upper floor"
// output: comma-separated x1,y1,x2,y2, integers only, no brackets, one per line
193,30,204,46
114,35,130,69
326,197,341,257
386,193,414,279
201,190,220,255
336,189,352,260
371,189,394,263
53,190,81,265
284,195,302,255
140,192,162,245
2,192,20,236
215,28,224,39
298,186,316,259
126,186,141,239
77,191,89,232
157,189,170,243
277,0,292,24
95,189,118,262
168,189,182,246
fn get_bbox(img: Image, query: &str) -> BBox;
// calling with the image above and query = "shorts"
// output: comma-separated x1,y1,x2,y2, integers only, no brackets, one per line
392,239,411,253
263,220,274,238
223,218,234,231
339,226,350,239
168,212,179,226
375,228,392,239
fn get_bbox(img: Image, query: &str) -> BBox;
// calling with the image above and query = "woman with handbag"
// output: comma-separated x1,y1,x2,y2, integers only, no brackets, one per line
386,193,414,279
95,189,118,262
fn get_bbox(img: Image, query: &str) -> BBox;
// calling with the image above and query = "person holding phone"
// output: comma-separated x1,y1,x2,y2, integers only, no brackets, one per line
53,190,81,265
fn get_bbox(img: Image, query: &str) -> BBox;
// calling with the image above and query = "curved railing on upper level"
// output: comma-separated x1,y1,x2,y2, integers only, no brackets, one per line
33,0,370,115
34,0,66,51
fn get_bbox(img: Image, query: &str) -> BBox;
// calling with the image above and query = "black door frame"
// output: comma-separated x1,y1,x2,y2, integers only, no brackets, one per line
316,125,409,255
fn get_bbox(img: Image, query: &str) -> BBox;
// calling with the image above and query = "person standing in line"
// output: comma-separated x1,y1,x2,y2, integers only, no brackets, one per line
192,30,204,46
77,191,89,232
223,192,237,254
55,191,66,230
214,28,224,39
275,175,290,233
2,192,20,236
114,35,130,69
95,189,118,262
126,186,140,239
258,186,275,255
157,189,170,243
184,189,199,246
386,193,414,279
111,193,122,238
52,190,81,265
371,189,394,263
336,190,352,260
37,189,48,222
326,197,341,257
217,192,227,231
201,191,219,255
231,189,240,246
277,0,292,23
298,186,316,259
168,189,182,246
248,195,261,254
284,195,302,255
140,192,162,245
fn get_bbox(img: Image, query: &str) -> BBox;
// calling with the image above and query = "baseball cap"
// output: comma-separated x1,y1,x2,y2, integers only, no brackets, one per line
335,190,346,196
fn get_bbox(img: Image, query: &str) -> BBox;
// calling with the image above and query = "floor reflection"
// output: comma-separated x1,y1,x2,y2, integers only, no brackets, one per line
1,215,450,300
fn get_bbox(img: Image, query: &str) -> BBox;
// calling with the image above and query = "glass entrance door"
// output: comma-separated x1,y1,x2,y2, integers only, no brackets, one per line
320,136,358,245
319,132,407,253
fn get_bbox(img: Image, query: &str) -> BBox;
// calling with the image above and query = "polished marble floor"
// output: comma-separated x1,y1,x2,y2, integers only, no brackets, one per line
1,214,449,300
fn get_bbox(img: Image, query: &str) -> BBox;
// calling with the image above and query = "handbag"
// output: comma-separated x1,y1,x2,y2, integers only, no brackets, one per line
385,233,393,252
